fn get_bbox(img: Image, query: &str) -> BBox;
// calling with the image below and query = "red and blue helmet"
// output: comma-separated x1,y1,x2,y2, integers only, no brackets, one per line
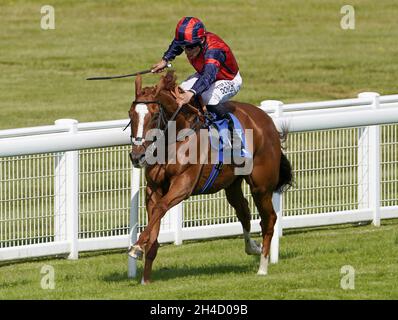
174,17,206,46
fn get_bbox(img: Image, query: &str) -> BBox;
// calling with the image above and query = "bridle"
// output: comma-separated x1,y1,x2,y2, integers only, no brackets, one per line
126,99,200,149
128,99,181,136
125,100,165,147
126,88,208,169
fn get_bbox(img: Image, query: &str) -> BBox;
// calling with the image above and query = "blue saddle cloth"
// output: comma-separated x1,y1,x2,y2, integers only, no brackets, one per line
207,112,252,160
199,112,251,194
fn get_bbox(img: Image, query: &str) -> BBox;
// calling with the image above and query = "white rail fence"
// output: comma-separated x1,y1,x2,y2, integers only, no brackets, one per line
0,92,397,277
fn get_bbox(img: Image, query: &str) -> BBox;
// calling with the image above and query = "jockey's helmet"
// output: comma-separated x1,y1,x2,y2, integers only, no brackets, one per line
174,17,206,47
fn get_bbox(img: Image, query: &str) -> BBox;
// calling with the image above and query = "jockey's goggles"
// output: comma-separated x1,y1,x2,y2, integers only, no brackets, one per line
183,42,201,50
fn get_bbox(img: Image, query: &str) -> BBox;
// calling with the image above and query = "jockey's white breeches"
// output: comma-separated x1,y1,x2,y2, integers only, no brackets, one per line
180,72,242,106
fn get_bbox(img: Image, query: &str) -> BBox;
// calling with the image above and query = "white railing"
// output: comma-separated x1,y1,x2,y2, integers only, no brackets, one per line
0,92,398,279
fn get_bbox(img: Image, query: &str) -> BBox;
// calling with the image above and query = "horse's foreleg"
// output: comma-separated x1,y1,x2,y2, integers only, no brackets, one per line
128,186,162,284
142,186,162,284
141,225,161,284
131,174,193,259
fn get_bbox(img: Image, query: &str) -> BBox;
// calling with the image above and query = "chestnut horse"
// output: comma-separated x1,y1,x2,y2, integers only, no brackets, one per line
128,71,292,284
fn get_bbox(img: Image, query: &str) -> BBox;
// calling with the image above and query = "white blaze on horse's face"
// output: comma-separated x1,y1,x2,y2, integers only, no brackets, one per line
132,103,149,146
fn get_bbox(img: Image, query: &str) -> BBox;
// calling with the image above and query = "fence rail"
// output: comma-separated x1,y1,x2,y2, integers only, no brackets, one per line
1,92,398,276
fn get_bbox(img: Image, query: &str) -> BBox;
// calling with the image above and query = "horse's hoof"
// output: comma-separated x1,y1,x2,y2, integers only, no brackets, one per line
127,245,144,260
257,270,268,276
245,240,262,256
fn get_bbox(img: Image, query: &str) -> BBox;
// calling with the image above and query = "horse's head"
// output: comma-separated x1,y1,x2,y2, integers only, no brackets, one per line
128,71,180,168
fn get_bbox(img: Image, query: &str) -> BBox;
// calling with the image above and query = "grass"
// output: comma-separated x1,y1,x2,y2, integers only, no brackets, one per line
1,0,398,300
0,219,397,299
0,0,398,129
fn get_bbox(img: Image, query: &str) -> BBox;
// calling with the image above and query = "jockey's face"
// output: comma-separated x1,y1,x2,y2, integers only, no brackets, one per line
183,39,204,59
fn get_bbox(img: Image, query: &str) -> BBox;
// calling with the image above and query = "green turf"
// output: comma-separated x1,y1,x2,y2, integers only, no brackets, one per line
1,0,397,129
0,219,397,299
1,0,398,300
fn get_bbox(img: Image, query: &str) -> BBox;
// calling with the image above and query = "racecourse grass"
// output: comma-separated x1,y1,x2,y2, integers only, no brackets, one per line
1,0,398,300
1,0,398,129
0,219,397,299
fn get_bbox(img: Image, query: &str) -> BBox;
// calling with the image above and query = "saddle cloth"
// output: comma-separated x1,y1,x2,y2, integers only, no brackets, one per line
207,112,252,160
199,112,251,194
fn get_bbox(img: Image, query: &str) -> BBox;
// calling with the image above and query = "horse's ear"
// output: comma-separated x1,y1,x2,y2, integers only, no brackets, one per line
164,70,177,91
135,74,142,98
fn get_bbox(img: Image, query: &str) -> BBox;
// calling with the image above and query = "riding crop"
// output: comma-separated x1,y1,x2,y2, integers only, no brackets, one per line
86,63,172,80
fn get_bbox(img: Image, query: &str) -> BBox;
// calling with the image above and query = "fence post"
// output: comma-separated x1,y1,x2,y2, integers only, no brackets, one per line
128,167,141,278
357,126,368,211
54,152,66,243
260,100,284,132
270,192,282,264
54,119,79,260
357,92,381,227
170,202,183,245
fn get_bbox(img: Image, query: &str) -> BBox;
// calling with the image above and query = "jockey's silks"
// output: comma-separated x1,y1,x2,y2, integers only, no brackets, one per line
163,32,239,96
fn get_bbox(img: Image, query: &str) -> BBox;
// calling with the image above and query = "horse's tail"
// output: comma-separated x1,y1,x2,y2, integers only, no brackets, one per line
275,126,293,193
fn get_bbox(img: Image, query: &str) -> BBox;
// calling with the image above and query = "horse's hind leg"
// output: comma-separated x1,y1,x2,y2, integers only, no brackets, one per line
251,191,277,275
225,178,261,255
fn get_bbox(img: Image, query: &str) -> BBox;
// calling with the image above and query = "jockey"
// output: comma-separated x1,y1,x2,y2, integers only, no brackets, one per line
152,17,242,123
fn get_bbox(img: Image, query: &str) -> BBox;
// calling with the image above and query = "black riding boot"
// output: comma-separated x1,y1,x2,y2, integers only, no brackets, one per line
206,104,242,154
206,103,229,119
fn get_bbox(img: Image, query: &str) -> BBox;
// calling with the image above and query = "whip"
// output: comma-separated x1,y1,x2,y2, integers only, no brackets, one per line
86,63,172,80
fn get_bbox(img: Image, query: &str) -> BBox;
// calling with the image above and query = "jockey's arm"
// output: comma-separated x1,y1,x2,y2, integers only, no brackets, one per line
176,63,219,109
176,62,219,110
189,63,219,97
163,39,184,61
190,49,225,98
176,90,195,108
152,40,183,73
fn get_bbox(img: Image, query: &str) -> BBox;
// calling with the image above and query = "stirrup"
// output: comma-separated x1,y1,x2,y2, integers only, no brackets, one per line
226,116,246,156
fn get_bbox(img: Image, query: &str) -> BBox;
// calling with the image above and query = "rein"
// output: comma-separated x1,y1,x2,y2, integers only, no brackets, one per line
131,99,180,132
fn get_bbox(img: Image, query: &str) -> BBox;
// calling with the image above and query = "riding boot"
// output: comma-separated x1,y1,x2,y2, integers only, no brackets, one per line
206,104,243,155
206,103,229,120
224,112,244,157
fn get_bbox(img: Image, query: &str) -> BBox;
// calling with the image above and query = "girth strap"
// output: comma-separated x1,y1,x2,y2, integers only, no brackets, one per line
199,136,224,194
199,162,223,194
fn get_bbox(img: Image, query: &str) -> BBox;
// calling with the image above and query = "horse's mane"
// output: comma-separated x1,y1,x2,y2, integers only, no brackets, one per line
135,71,178,99
162,70,178,92
151,70,179,99
135,70,200,123
141,87,156,96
